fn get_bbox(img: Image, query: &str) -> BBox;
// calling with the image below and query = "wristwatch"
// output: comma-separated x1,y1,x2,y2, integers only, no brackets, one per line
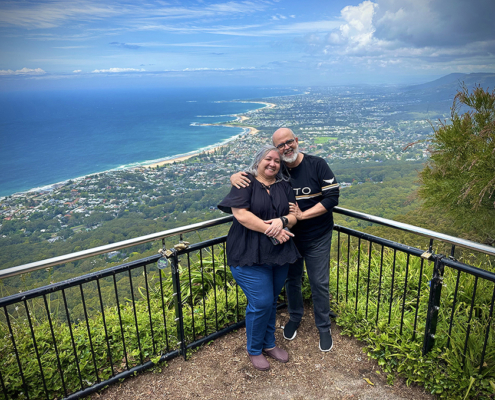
280,216,289,228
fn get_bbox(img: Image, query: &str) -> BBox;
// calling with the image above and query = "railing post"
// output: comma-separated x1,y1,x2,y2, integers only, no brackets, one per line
170,248,187,360
422,255,445,355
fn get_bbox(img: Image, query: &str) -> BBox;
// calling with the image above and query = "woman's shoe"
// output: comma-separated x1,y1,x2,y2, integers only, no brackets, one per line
263,346,289,363
247,352,270,371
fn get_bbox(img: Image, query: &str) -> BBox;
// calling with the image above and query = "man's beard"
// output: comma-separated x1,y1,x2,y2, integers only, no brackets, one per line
281,147,299,163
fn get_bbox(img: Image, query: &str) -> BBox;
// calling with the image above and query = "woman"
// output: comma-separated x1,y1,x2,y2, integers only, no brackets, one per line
218,144,300,371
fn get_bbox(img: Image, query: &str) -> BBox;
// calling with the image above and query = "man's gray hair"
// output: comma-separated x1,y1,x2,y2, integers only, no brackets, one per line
246,144,289,181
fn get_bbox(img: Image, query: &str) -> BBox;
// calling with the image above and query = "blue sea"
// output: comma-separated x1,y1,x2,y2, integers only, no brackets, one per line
0,86,297,197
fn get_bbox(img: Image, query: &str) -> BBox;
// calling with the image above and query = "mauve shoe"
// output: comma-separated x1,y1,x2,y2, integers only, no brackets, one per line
247,352,270,371
263,346,289,363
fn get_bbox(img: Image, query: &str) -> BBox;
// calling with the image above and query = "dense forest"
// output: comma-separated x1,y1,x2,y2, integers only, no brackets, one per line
0,160,428,297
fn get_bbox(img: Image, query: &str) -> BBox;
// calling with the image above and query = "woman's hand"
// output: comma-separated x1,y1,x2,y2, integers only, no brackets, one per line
273,228,295,244
230,172,251,189
263,218,284,237
289,202,304,220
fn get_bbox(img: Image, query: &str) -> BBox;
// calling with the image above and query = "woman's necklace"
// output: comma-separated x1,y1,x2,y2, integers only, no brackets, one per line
257,177,276,191
260,181,272,191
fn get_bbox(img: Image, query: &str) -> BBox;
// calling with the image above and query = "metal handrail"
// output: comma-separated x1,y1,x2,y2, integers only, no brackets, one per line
0,215,233,280
2,206,493,280
333,207,495,256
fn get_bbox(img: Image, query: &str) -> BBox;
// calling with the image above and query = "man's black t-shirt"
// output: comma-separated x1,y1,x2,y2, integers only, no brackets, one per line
288,153,339,241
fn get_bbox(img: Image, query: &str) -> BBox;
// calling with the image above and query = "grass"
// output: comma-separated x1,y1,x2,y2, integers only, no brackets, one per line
330,242,495,399
314,136,337,144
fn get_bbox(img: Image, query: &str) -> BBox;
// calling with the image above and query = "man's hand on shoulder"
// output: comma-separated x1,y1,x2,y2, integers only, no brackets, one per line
230,171,250,189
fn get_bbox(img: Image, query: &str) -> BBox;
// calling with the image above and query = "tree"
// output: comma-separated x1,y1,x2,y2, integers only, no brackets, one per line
419,85,495,245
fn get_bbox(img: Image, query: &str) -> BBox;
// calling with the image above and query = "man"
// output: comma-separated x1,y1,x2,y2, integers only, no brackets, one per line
230,128,339,351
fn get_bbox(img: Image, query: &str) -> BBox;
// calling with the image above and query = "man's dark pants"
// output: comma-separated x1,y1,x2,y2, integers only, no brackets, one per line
285,229,333,332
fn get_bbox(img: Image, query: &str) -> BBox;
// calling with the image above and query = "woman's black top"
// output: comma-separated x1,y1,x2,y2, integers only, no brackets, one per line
218,174,301,267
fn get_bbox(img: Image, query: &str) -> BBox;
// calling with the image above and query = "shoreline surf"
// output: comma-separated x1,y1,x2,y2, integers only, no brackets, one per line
1,101,275,199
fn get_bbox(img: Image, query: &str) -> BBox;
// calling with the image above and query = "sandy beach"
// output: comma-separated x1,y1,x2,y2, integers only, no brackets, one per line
143,102,275,168
143,125,257,168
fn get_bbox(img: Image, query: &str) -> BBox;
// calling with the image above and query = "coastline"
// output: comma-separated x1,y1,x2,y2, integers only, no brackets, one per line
142,102,274,168
1,101,275,198
144,124,258,168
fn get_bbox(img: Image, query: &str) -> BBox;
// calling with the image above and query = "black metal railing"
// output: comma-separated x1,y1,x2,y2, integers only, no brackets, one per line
0,208,494,399
0,235,247,400
332,225,495,362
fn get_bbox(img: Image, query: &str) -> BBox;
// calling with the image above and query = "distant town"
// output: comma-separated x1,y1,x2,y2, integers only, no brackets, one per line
1,86,437,244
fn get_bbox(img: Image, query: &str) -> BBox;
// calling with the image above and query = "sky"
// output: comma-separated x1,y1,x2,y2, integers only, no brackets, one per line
0,0,494,90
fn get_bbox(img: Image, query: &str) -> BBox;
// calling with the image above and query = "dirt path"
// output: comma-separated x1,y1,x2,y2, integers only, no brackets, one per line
91,306,435,400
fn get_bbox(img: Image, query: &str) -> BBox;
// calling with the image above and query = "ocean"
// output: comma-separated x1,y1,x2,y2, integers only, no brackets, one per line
0,86,296,197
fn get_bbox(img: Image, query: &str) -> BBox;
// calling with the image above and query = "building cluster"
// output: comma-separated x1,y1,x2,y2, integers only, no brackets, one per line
1,87,434,242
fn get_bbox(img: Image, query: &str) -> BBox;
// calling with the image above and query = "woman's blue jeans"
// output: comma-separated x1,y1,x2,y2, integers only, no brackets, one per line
230,263,290,355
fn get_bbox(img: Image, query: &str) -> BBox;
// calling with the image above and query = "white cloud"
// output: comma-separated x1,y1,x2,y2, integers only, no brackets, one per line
0,1,125,29
91,68,145,73
0,67,46,76
73,69,82,73
261,20,342,36
0,0,269,29
182,67,256,71
297,0,495,75
315,1,378,52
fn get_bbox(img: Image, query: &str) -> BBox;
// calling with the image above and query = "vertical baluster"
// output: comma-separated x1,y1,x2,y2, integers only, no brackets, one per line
158,267,170,353
128,270,144,364
212,245,219,331
23,299,49,399
62,289,84,390
412,258,425,341
187,253,196,341
336,230,340,302
365,241,372,319
462,276,478,366
400,254,410,335
113,273,129,370
376,246,384,324
4,306,30,399
170,249,186,360
479,285,495,373
388,250,397,324
42,294,67,397
0,368,6,400
96,279,114,378
234,248,240,322
346,235,351,303
200,248,208,335
79,285,100,383
223,242,228,318
355,237,361,313
422,256,445,355
446,270,461,350
143,264,157,355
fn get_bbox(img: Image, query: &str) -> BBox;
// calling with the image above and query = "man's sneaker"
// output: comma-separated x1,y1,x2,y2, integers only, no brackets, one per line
319,329,333,351
283,320,300,340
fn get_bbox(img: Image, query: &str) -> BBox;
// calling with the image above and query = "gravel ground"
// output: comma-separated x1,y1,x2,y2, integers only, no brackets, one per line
91,305,435,400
